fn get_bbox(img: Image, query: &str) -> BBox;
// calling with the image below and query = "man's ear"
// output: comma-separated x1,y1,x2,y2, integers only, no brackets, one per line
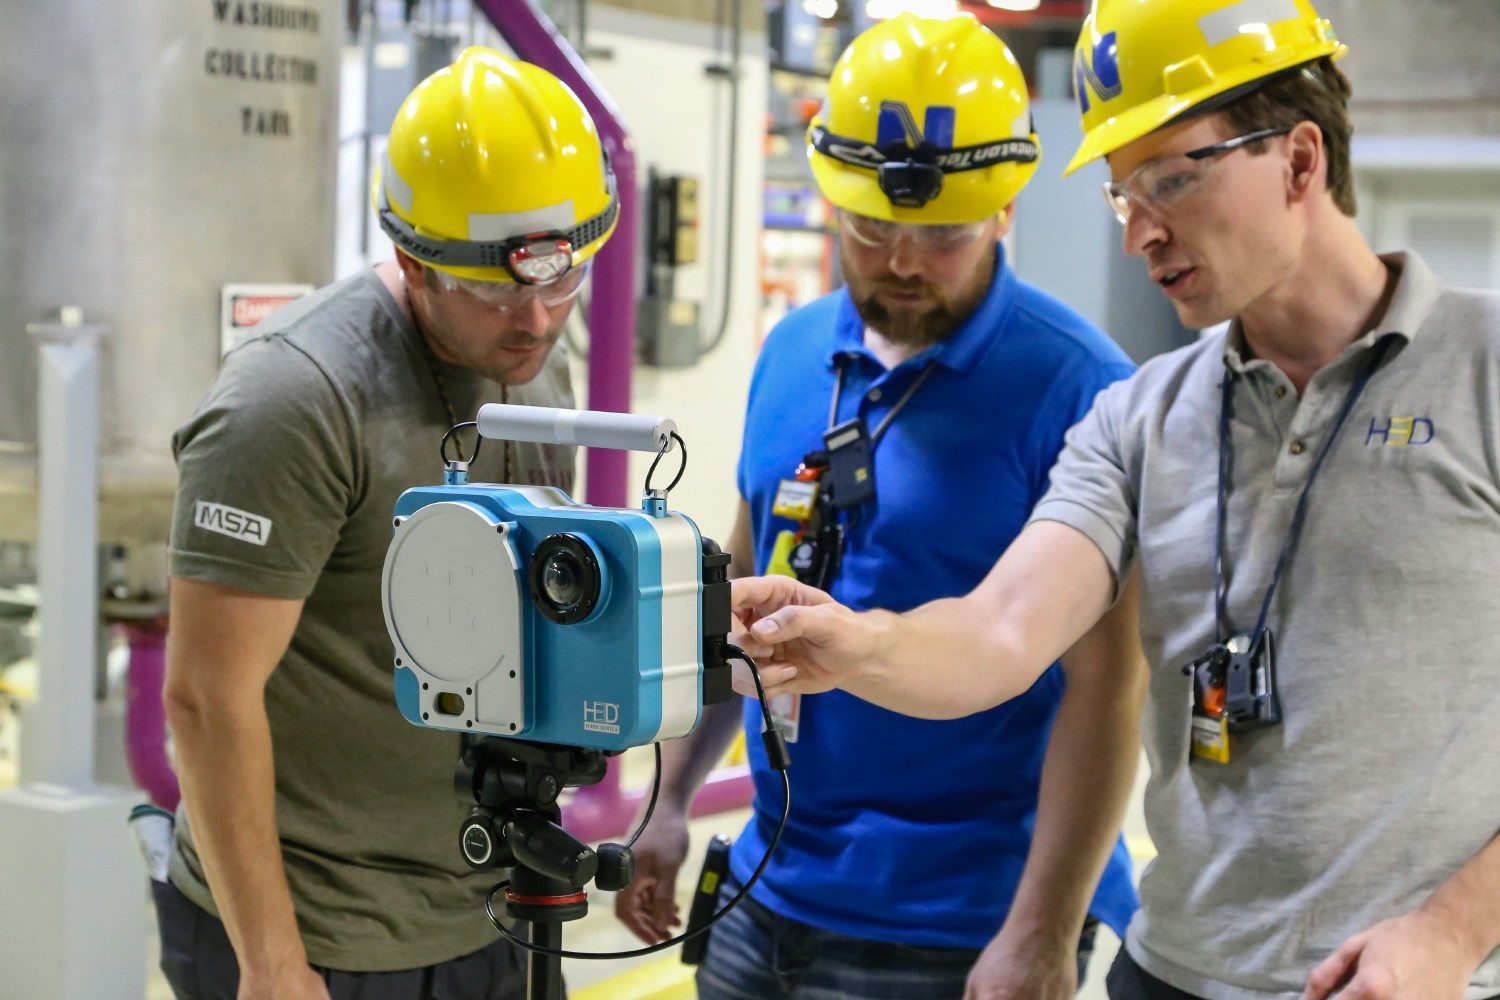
1285,120,1325,205
993,201,1017,240
393,248,425,287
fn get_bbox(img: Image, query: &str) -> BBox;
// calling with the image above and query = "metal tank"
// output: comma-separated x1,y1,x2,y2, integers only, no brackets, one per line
0,0,342,544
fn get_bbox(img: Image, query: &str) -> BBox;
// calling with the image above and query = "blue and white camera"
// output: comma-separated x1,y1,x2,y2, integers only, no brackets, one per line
380,405,733,752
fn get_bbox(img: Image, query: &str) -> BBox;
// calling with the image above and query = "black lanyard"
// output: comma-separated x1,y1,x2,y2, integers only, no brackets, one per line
1213,335,1394,643
828,354,940,442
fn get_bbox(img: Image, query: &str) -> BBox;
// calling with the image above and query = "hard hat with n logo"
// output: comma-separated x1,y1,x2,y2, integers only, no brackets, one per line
1066,0,1345,175
807,13,1040,225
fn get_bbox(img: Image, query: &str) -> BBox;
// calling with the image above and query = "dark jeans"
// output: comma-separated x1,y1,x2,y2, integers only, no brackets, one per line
151,878,530,1000
1106,947,1500,1000
696,872,1098,1000
1105,950,1204,1000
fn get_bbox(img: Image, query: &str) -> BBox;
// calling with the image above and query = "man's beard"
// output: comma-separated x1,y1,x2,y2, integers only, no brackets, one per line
843,245,994,351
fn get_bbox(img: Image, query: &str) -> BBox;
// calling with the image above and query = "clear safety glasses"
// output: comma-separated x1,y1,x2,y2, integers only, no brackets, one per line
837,210,991,255
430,257,593,312
1103,126,1293,225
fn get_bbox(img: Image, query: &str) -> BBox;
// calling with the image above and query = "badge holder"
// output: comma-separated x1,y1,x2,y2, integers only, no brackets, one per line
1187,630,1281,764
767,451,844,591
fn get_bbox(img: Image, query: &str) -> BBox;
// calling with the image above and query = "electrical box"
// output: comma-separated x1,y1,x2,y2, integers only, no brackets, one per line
639,171,703,368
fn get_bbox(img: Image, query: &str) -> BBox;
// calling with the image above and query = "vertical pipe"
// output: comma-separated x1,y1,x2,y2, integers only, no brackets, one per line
471,0,637,507
22,311,103,788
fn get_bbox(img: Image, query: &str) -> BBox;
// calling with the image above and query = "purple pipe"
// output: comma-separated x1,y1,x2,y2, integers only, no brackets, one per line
475,0,637,510
473,0,754,845
123,621,180,811
563,763,755,846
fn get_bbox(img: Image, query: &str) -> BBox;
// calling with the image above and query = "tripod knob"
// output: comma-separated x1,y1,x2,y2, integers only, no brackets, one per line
459,810,510,870
594,842,635,892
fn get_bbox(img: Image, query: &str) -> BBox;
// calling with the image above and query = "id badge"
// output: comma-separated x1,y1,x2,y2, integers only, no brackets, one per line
1186,644,1232,764
769,692,800,743
1191,715,1231,764
772,479,817,521
766,529,799,578
823,418,876,511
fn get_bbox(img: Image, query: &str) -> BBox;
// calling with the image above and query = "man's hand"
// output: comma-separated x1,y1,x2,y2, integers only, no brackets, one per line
727,575,875,699
614,808,691,944
963,928,1078,1000
238,961,332,1000
1303,911,1477,1000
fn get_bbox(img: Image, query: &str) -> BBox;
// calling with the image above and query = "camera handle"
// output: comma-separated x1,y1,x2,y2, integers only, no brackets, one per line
454,737,636,1000
476,403,678,455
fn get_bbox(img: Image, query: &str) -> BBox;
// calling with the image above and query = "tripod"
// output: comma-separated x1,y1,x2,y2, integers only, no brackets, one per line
455,736,636,1000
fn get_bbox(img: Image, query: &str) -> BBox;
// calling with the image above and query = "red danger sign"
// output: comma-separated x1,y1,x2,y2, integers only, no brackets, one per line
230,294,299,328
221,283,313,358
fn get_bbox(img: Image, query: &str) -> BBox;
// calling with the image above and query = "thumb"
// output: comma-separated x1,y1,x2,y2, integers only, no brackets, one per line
750,602,829,645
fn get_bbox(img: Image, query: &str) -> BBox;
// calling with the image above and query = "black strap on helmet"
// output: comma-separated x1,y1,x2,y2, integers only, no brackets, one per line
809,123,1039,208
377,160,619,280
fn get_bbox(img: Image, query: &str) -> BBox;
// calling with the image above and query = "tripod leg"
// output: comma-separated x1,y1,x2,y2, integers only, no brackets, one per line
526,921,565,1000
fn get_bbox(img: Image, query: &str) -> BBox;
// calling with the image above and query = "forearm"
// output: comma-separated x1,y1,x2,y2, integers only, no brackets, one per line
837,600,1036,718
841,522,1118,719
1003,673,1140,943
168,692,307,978
1418,832,1500,967
656,698,745,812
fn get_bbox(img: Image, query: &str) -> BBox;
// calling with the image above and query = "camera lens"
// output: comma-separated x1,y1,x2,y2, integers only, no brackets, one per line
529,533,603,625
541,553,585,607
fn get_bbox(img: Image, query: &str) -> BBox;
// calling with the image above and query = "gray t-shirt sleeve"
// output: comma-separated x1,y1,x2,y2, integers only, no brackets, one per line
1027,376,1139,585
168,337,356,600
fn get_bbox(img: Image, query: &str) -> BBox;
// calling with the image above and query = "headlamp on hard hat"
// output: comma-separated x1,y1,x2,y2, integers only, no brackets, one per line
377,165,619,285
809,123,1038,210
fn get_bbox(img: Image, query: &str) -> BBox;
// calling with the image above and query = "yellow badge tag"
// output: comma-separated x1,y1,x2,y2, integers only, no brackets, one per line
767,529,799,578
772,479,817,521
1190,715,1231,764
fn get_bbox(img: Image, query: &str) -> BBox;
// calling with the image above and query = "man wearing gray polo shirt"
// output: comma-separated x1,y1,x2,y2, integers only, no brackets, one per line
727,1,1500,998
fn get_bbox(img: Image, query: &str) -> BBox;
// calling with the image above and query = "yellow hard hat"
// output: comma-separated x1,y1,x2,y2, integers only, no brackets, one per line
1065,0,1346,175
374,47,618,283
807,13,1040,225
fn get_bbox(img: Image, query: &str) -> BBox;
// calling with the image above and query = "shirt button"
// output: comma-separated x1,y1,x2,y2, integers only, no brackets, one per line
1289,440,1307,455
867,389,882,402
1275,386,1288,399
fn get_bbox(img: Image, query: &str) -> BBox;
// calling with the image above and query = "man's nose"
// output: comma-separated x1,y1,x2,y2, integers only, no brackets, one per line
505,291,551,335
1122,196,1169,258
885,233,924,279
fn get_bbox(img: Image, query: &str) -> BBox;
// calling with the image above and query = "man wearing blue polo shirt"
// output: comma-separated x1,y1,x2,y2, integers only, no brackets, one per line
615,15,1143,999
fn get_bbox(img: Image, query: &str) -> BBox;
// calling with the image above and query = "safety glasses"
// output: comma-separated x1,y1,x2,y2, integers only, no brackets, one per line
1102,126,1293,225
837,210,991,255
429,257,592,311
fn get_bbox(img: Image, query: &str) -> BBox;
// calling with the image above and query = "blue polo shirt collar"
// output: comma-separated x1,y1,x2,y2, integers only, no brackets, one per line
829,242,1016,374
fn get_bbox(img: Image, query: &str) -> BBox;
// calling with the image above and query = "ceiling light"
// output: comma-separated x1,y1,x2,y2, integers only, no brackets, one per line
986,0,1042,10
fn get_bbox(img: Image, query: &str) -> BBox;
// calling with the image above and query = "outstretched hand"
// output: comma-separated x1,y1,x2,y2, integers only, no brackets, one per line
727,575,878,699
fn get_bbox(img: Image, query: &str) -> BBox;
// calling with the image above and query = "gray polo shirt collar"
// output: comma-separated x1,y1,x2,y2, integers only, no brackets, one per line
1221,251,1441,377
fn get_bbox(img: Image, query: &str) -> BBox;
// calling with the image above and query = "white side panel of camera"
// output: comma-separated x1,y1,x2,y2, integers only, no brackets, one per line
650,514,706,743
382,501,525,733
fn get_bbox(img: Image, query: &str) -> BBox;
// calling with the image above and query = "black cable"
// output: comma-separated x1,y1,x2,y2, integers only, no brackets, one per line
439,420,483,466
622,743,662,851
644,432,688,494
483,646,790,960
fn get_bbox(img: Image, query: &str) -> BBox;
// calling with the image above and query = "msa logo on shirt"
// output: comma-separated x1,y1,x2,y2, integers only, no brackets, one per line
194,500,273,546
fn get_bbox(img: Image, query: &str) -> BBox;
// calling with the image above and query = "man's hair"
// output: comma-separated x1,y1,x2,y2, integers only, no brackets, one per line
1221,58,1357,216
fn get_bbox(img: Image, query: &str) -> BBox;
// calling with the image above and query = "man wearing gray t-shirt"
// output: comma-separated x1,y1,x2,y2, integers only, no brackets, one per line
159,49,615,1000
728,2,1500,999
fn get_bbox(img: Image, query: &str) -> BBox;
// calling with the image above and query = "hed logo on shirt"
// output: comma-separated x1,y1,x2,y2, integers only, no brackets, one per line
194,500,273,546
